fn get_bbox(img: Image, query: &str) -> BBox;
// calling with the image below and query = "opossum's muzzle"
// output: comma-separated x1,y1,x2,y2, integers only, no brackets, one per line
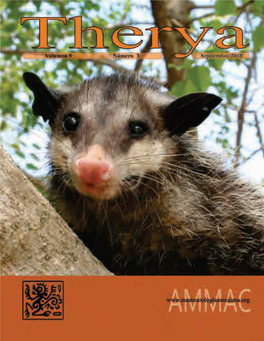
76,158,113,186
72,144,118,199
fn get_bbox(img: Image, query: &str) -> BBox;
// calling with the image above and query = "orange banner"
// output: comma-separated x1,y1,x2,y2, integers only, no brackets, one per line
193,52,250,59
1,276,264,341
22,52,163,60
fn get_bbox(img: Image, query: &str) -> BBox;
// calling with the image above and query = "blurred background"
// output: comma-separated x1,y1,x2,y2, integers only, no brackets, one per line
0,0,263,187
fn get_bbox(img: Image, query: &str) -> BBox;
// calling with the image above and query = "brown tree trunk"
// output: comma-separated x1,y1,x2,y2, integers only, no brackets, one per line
150,0,196,137
0,145,112,276
150,0,193,89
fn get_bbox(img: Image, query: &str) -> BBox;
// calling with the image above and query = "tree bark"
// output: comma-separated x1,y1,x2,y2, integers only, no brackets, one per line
150,0,193,89
0,145,112,276
150,0,197,139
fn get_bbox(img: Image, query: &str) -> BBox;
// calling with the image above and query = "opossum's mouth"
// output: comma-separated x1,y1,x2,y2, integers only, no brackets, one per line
72,164,142,200
77,175,142,199
73,175,143,201
74,181,119,200
124,175,142,189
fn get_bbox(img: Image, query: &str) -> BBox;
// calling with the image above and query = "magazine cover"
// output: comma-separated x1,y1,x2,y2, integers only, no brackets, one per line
0,0,264,340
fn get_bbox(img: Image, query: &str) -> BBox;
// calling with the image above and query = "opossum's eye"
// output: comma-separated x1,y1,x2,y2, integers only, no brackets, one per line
129,121,149,138
62,113,81,133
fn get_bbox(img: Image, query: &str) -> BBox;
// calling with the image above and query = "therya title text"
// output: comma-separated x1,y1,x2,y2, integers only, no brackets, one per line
21,16,249,59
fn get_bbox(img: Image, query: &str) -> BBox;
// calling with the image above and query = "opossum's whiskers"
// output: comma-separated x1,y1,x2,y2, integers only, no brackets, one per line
122,178,141,203
124,171,163,196
113,198,125,219
138,178,160,196
138,173,165,188
52,174,71,194
118,184,130,210
121,152,183,162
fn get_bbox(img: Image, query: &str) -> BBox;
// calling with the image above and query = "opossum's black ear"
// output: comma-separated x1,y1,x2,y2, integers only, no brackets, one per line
163,92,222,136
23,72,61,124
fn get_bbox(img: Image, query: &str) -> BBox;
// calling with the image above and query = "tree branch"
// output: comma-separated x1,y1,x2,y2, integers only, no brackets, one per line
0,48,129,72
0,144,112,275
0,49,25,55
22,169,48,194
254,112,264,157
238,0,255,12
134,36,152,72
191,5,214,10
234,51,257,168
170,18,185,27
243,148,262,163
235,0,255,23
0,49,164,85
150,0,192,89
189,11,215,23
190,1,254,24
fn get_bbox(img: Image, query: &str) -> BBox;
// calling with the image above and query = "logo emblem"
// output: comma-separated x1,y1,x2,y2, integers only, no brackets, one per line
22,281,64,320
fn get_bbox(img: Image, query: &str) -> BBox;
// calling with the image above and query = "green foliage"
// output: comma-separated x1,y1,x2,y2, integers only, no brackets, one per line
253,27,264,52
171,65,212,97
205,46,226,71
215,0,236,16
26,163,38,170
250,0,264,15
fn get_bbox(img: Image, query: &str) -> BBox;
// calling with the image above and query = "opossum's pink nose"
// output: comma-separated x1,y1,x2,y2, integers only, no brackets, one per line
75,145,113,186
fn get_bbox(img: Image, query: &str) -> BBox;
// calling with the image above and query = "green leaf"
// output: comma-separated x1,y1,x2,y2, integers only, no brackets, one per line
215,0,236,16
0,120,8,131
224,108,231,123
253,27,264,51
26,163,38,170
30,153,40,161
251,1,264,15
168,63,184,71
171,66,212,97
201,19,223,30
188,66,212,92
206,46,226,71
10,143,20,151
16,150,25,158
171,79,198,97
33,143,41,150
226,87,239,104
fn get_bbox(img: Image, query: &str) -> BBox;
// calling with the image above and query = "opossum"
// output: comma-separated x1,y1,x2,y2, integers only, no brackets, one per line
23,71,264,275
